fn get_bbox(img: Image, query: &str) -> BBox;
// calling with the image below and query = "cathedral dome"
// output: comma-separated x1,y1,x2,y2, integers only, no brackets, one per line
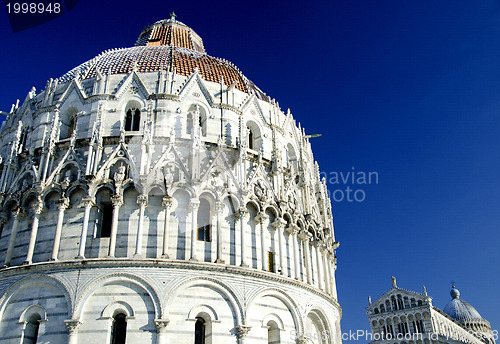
0,14,340,344
57,12,266,98
444,287,483,321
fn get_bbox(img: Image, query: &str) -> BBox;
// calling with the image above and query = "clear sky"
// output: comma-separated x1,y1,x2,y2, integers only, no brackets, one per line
1,0,499,342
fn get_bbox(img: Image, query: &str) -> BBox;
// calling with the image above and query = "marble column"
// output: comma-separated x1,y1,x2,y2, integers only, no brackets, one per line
236,324,252,344
287,225,300,280
77,197,94,259
255,212,268,271
328,253,338,299
215,201,224,263
235,208,249,267
161,196,172,258
272,218,286,275
154,319,170,344
64,319,81,344
4,208,22,266
24,200,44,264
134,194,148,257
299,231,312,284
51,197,69,261
314,241,324,291
321,245,331,295
189,198,200,261
108,195,123,257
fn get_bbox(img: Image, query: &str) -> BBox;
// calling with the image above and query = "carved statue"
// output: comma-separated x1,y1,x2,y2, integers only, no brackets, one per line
114,163,126,186
254,181,264,199
163,166,174,187
226,174,236,193
64,170,71,183
21,179,29,192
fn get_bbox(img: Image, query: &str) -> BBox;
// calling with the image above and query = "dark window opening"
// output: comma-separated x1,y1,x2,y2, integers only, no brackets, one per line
415,320,425,333
19,128,29,153
23,313,41,344
67,117,76,138
111,313,127,344
247,127,254,150
60,117,77,140
397,296,404,309
125,108,140,131
194,317,205,344
197,225,211,242
268,251,275,272
197,200,211,242
267,320,280,344
100,203,113,238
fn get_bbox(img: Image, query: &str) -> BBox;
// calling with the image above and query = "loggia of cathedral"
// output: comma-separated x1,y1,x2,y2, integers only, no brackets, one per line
366,278,496,344
0,13,341,344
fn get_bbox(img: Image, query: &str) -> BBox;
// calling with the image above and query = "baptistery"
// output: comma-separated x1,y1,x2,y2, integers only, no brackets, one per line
0,13,340,344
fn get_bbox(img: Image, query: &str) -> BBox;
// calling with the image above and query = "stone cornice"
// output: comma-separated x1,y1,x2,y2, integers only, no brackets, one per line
148,93,179,101
214,103,242,115
84,94,113,103
33,105,58,119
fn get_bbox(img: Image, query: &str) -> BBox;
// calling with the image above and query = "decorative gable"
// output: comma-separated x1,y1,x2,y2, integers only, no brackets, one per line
367,283,431,315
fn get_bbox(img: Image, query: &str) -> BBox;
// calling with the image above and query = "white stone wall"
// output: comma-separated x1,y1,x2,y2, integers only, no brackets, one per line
0,262,341,344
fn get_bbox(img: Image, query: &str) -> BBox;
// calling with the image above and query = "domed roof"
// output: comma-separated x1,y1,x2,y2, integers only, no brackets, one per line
135,13,205,53
56,13,267,99
443,286,483,322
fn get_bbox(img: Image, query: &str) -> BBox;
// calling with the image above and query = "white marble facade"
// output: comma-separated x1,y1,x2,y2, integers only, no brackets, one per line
0,16,341,344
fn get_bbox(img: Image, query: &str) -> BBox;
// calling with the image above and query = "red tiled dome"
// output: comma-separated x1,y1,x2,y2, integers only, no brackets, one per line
57,14,267,99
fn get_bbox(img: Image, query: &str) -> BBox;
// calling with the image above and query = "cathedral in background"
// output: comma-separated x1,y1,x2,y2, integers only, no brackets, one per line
367,278,496,344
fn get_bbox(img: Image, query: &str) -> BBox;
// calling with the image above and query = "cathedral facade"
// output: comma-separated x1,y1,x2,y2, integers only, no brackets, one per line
0,14,340,344
366,279,496,344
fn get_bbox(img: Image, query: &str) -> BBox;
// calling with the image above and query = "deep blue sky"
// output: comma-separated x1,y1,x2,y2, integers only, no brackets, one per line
1,0,499,341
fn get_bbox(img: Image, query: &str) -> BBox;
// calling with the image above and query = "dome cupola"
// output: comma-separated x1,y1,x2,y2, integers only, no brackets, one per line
443,286,495,343
444,286,483,322
135,12,205,53
56,13,264,96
